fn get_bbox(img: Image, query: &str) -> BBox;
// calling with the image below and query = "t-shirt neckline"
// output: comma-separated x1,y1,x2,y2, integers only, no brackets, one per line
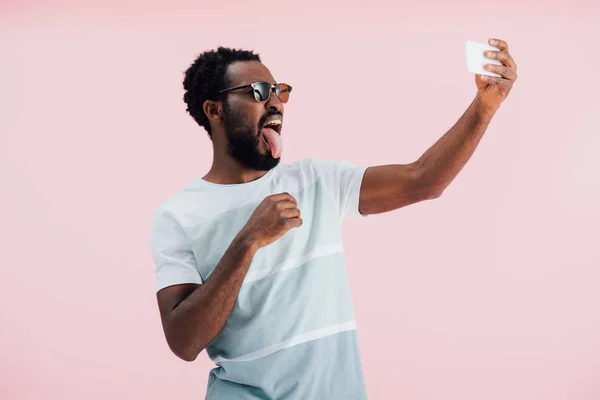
197,165,278,189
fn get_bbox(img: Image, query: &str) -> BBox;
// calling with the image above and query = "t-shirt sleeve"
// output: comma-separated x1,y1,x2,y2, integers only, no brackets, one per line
149,208,203,292
313,158,369,220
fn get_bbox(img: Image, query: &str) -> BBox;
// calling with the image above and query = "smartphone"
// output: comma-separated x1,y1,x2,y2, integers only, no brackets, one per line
466,40,502,78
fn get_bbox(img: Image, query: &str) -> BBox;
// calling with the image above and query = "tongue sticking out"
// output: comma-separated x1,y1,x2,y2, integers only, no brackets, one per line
261,127,283,158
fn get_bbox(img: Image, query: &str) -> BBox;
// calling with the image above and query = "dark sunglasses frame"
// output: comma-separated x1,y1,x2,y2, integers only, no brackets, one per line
217,81,292,103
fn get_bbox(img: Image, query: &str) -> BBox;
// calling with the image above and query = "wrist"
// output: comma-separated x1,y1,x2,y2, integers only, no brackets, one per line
235,229,261,254
474,94,499,118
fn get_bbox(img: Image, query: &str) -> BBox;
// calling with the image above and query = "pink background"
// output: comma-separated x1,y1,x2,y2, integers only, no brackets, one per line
2,1,599,399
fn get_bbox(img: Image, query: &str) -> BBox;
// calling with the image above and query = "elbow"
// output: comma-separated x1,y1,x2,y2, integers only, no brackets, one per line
412,183,445,203
169,341,203,363
163,323,204,362
411,162,445,201
427,188,444,200
174,346,202,363
178,352,198,363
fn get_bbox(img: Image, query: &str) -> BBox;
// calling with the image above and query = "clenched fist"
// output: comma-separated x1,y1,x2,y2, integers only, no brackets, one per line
241,192,303,249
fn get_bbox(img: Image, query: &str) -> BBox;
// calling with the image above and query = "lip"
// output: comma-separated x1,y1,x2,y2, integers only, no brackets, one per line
262,116,283,134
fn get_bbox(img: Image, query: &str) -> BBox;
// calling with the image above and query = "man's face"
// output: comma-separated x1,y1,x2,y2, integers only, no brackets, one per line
220,61,285,171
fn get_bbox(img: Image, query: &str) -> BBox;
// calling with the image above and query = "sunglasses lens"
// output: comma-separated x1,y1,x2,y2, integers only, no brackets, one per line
253,82,271,102
250,82,292,103
277,84,291,103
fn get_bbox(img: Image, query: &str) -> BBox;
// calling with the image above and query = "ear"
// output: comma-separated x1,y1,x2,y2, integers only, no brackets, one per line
203,100,223,123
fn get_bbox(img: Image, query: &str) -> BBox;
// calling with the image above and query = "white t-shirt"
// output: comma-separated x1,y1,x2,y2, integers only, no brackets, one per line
149,157,369,399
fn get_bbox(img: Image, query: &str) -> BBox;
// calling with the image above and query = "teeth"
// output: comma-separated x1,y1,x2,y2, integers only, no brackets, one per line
266,120,281,127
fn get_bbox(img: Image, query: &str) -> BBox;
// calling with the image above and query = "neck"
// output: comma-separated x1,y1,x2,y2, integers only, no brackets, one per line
202,145,269,185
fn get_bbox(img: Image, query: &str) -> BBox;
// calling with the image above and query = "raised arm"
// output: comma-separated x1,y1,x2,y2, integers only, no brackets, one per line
358,38,518,215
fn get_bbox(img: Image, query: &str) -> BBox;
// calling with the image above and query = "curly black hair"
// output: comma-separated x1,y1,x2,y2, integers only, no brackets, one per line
183,47,261,138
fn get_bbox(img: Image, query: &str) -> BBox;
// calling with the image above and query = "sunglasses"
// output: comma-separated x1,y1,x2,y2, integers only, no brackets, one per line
217,81,292,103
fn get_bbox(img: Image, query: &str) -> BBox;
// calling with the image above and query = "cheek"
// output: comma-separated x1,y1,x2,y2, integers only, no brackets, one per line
230,99,263,128
251,103,264,124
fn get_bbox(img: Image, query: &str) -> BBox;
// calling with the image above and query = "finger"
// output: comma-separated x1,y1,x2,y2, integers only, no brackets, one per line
484,63,517,80
270,192,297,204
286,217,303,228
479,75,512,88
276,200,299,210
485,50,517,71
489,38,509,52
280,208,301,219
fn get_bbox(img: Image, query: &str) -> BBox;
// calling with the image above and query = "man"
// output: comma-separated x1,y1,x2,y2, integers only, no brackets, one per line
149,40,517,398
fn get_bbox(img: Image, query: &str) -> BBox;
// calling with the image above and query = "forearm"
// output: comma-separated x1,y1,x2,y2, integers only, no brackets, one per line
165,230,259,361
415,94,496,196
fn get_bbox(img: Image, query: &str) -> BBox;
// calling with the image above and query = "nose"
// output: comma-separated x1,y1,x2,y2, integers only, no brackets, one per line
264,87,284,114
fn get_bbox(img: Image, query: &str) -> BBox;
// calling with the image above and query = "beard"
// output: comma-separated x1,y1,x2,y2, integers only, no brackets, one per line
222,100,281,171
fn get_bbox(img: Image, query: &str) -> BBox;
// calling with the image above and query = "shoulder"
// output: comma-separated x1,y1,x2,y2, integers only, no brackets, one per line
279,157,347,176
150,178,211,226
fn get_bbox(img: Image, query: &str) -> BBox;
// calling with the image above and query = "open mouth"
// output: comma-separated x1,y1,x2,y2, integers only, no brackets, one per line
262,119,282,134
